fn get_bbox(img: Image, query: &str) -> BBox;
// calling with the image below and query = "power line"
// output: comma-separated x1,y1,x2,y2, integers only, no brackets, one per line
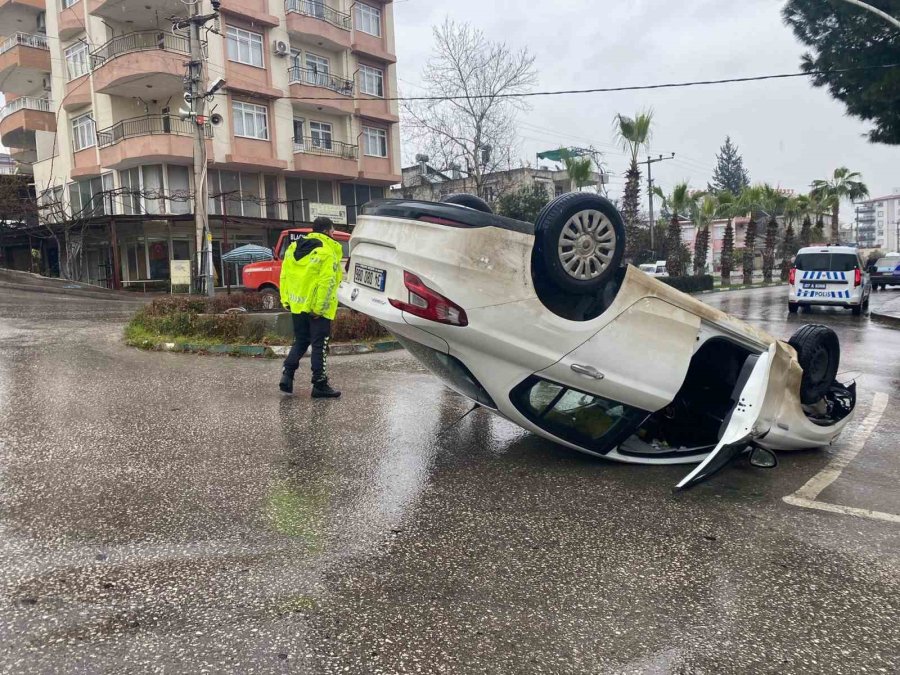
277,63,900,102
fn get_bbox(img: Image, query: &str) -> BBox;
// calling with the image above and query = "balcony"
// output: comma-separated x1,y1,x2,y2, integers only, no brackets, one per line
58,2,83,40
88,0,200,29
351,31,397,64
90,31,191,98
292,136,358,180
0,96,54,150
285,0,351,51
97,115,211,169
0,32,50,95
288,65,354,115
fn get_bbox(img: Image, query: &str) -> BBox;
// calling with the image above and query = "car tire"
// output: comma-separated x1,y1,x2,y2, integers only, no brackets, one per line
789,324,840,405
788,303,798,314
533,192,626,294
260,288,279,311
440,193,493,213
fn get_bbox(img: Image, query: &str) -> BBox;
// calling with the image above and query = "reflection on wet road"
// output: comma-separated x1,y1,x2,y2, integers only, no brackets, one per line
0,285,897,673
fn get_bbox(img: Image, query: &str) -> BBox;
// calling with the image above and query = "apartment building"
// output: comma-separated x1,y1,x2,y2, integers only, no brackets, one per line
855,192,900,252
0,0,400,287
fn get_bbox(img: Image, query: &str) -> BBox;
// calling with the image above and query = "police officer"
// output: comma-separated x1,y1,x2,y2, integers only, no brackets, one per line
278,217,343,398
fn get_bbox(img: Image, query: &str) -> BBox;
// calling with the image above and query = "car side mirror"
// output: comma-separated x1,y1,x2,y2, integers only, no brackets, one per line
748,446,777,469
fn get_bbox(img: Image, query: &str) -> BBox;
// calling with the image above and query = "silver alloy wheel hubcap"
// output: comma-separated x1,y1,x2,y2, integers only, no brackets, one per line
557,209,616,280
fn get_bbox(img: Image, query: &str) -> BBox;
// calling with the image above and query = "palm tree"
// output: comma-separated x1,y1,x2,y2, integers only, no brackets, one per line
613,110,653,257
738,185,764,285
811,167,869,244
653,182,695,277
558,148,594,193
691,194,716,276
759,185,786,283
716,191,737,285
780,196,802,281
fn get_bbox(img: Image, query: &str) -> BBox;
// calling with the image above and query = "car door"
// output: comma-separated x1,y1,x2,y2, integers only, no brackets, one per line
535,296,701,413
675,344,776,490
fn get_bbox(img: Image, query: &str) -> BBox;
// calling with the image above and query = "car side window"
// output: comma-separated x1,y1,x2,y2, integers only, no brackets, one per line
514,377,647,451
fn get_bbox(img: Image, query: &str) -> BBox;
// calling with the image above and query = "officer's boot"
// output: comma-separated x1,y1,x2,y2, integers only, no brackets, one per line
311,378,341,399
279,368,295,394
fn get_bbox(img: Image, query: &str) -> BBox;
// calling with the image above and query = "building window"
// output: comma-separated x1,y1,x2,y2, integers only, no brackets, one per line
355,3,381,37
208,170,262,217
232,101,269,140
68,176,108,217
65,42,89,80
226,26,264,68
71,112,95,152
340,183,384,224
362,126,387,157
305,52,330,84
359,64,384,97
309,121,333,150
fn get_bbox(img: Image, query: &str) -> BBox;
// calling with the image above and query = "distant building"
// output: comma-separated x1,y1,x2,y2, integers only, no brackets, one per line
854,192,900,252
393,159,608,204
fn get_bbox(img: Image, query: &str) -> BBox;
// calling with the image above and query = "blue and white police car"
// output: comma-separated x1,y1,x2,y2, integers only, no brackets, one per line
788,246,870,315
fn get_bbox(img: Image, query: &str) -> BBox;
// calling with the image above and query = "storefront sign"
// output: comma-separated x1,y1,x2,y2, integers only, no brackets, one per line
309,202,347,225
171,260,191,291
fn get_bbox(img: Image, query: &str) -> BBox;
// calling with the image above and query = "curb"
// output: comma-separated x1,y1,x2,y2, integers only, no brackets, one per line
135,339,402,357
870,311,900,329
698,281,789,295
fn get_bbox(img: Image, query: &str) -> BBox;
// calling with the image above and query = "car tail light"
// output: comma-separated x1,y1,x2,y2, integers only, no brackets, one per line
389,271,468,326
789,268,796,285
854,268,861,286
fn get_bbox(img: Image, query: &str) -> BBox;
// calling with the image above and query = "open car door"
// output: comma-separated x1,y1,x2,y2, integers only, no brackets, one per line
675,344,776,491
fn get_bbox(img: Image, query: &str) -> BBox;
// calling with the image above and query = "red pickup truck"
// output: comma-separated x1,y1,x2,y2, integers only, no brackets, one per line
242,228,351,309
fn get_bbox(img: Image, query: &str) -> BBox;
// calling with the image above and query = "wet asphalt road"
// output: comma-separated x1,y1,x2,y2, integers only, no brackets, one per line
0,284,898,674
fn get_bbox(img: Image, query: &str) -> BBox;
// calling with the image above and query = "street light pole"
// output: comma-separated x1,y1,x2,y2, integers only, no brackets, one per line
644,153,675,256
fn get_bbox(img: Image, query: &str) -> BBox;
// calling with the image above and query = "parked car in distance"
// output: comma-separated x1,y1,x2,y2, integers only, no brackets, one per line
869,255,900,290
638,260,669,277
338,193,857,490
788,246,870,315
242,228,351,309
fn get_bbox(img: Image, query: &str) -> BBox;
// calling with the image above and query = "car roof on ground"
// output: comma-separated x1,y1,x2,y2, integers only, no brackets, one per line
796,246,859,255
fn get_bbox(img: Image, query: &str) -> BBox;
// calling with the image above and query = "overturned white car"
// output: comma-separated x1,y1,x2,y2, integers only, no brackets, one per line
338,193,856,489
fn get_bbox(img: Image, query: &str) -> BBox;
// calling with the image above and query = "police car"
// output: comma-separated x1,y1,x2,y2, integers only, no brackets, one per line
788,246,870,316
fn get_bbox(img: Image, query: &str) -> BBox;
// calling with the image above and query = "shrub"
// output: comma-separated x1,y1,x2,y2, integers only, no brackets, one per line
331,310,388,342
659,275,714,294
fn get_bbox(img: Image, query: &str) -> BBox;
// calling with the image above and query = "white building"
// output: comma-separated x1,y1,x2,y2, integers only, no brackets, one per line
855,191,900,252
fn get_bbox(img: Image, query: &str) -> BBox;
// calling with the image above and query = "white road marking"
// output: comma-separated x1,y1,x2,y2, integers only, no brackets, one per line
783,392,895,524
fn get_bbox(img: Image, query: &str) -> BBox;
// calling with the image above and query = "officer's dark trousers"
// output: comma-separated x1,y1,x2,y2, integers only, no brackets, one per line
283,312,331,383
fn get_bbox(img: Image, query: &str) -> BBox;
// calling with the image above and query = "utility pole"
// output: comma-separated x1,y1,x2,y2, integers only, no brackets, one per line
644,153,675,256
855,206,860,247
174,1,221,296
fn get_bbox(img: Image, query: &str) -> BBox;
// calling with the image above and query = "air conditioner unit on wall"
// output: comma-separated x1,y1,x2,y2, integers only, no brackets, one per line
273,40,289,57
42,76,51,92
36,12,46,33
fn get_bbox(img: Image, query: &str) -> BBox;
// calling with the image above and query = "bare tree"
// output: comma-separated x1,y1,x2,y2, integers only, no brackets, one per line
402,19,537,200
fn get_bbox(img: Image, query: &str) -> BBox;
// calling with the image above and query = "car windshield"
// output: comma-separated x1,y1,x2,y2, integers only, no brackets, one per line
513,378,647,453
874,257,900,272
795,252,859,272
639,264,655,273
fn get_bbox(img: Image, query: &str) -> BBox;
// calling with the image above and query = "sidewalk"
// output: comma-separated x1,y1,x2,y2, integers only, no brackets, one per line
871,292,900,328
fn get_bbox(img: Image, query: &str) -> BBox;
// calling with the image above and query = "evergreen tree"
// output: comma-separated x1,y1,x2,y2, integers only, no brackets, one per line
762,215,778,283
693,227,710,276
780,222,796,281
799,214,812,247
813,215,826,243
707,136,750,196
495,183,550,223
743,216,757,285
721,220,734,285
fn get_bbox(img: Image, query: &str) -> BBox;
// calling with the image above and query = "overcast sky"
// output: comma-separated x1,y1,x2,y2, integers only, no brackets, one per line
394,0,898,221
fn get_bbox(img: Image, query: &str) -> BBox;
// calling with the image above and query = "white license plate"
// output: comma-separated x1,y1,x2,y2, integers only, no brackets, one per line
354,263,386,291
804,283,826,289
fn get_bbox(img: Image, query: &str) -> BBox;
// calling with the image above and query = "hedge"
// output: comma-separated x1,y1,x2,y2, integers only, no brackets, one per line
658,275,715,294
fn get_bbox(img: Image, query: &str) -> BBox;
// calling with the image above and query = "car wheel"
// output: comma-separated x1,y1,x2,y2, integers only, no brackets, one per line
788,303,798,314
440,193,493,213
533,193,626,294
260,288,279,311
789,324,840,405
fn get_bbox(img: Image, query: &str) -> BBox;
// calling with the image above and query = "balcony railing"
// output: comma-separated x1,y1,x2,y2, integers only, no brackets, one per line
96,115,212,148
287,65,353,95
0,96,53,121
0,32,50,55
292,136,358,159
0,165,18,175
90,31,191,68
285,0,351,30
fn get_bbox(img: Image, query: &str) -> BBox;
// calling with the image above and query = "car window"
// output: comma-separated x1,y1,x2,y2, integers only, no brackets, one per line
639,264,655,273
875,257,900,271
795,253,858,271
656,266,666,274
514,378,646,451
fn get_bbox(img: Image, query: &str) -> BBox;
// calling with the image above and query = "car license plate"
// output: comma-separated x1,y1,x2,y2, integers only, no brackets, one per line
803,283,826,289
354,263,386,291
